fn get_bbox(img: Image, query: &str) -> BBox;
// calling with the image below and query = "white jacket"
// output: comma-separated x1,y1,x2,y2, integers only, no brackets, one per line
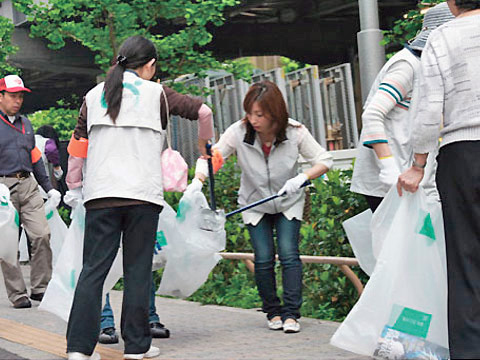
196,119,333,225
83,71,166,206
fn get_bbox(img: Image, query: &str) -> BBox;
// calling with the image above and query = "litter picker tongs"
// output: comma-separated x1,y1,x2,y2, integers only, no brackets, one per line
199,143,310,231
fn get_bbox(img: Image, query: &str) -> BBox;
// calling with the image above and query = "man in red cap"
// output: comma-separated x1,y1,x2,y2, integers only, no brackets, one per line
0,75,61,309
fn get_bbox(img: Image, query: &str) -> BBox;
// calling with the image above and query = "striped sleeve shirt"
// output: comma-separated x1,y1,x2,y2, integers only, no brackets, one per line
362,60,414,146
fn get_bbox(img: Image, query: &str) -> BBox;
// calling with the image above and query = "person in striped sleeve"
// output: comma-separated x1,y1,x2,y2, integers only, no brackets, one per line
350,3,454,212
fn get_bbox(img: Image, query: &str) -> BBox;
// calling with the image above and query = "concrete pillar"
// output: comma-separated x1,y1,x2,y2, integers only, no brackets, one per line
357,0,385,104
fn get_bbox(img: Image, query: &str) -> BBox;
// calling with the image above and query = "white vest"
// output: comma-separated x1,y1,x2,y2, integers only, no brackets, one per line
231,119,306,215
351,48,438,199
83,71,166,205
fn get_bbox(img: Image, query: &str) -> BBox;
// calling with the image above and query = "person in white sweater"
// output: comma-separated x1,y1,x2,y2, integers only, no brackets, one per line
397,0,480,357
351,3,453,211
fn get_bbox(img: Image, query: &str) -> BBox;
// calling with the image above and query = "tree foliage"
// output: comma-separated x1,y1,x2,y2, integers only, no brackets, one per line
381,0,444,54
0,14,19,77
28,100,78,140
13,0,250,92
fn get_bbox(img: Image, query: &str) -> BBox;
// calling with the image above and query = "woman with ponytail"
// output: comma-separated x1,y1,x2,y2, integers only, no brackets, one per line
64,35,213,360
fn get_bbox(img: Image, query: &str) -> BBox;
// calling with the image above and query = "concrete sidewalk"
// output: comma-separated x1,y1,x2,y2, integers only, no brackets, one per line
0,264,370,360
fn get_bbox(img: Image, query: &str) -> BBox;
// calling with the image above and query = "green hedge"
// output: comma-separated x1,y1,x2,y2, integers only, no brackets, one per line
162,157,369,321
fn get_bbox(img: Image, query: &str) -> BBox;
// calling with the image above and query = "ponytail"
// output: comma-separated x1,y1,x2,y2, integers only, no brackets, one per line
103,36,158,123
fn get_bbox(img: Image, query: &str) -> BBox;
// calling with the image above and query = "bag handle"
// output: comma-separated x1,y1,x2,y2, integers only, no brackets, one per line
161,88,172,149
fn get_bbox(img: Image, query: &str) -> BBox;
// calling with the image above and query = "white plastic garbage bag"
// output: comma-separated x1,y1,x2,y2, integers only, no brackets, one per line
0,184,19,265
19,199,68,265
342,209,375,276
39,202,86,320
44,198,68,265
330,189,448,359
19,230,29,262
152,203,177,271
39,202,123,321
158,190,226,298
371,187,402,259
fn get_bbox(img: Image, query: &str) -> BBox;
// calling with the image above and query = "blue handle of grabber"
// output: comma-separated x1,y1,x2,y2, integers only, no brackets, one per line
206,143,216,211
225,180,311,218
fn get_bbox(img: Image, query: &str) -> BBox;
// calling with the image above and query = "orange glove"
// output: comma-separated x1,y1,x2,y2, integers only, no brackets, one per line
212,149,224,173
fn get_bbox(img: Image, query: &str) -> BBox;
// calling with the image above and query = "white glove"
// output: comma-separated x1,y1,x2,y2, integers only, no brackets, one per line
47,189,62,208
277,173,309,196
378,156,401,187
184,178,203,195
53,166,63,180
64,187,83,209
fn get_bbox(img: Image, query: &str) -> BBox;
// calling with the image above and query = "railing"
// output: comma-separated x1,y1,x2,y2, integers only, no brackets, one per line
169,63,359,168
219,252,364,296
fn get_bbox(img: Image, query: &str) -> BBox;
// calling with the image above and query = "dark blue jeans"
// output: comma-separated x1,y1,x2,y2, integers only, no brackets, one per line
247,213,302,321
101,275,160,330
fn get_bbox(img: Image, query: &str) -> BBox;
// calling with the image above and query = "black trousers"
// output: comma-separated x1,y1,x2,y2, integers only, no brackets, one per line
436,141,480,359
364,195,383,213
66,204,161,355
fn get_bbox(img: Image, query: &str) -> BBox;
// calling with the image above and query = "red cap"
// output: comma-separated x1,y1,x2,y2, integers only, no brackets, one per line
0,75,31,93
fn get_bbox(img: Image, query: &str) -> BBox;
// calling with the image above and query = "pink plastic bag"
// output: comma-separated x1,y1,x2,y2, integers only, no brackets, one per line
160,90,189,192
161,147,188,192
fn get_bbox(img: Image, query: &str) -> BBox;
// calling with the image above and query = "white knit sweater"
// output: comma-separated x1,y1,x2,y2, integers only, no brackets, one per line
413,14,480,153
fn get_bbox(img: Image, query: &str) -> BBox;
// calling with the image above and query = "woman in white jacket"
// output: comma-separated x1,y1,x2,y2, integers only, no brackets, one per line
65,35,213,360
189,80,332,333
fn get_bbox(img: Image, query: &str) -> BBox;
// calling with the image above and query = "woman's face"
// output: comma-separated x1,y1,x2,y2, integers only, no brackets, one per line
247,101,273,135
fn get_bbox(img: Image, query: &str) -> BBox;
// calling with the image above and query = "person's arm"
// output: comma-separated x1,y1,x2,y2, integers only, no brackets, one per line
32,157,53,193
397,153,428,196
411,41,444,155
361,60,414,156
398,42,444,195
277,125,333,196
66,100,88,190
297,125,332,179
194,124,237,182
161,86,214,157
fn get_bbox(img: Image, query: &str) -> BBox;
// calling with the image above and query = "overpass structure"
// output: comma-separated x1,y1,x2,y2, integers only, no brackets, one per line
0,0,417,112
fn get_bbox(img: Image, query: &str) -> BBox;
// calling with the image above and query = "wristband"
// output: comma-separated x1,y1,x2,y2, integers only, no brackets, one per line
412,160,427,169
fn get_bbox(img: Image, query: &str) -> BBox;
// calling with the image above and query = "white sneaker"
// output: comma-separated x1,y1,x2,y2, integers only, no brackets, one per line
68,352,101,360
124,346,160,359
283,319,300,333
267,317,283,331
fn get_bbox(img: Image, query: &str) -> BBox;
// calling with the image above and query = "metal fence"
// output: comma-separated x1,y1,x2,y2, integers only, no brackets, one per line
319,64,358,150
285,66,327,148
170,63,358,167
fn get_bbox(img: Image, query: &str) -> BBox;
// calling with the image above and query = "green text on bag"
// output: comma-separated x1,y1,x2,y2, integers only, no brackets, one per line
389,304,432,338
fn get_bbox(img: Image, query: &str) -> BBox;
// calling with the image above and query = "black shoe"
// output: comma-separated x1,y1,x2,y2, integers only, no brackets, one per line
30,292,44,301
150,322,170,338
98,327,119,344
13,296,32,309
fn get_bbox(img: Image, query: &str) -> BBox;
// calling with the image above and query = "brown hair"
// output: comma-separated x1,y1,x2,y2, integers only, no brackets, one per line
243,80,289,139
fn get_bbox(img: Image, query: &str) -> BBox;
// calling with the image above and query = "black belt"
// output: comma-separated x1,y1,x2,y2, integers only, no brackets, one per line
3,171,30,180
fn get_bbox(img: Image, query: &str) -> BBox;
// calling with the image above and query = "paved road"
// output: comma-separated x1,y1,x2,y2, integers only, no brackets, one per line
0,264,370,360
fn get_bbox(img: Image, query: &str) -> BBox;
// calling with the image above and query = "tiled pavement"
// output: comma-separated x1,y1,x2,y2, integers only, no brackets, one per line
0,264,370,360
